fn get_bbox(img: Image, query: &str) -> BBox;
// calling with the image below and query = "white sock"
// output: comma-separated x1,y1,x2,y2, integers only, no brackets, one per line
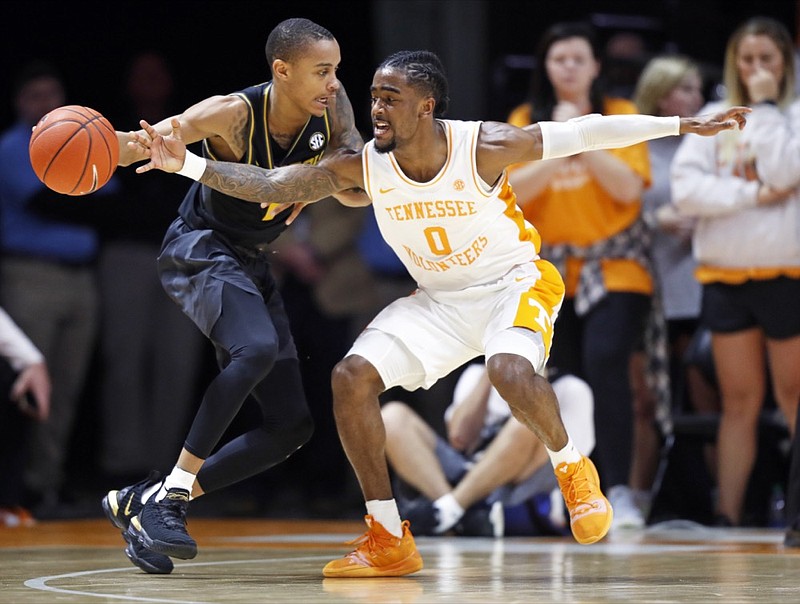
141,483,161,505
155,467,196,502
433,493,464,534
366,499,403,538
546,436,582,468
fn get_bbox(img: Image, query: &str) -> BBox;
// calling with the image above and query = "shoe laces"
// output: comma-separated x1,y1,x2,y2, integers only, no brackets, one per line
344,517,405,564
153,493,190,532
560,461,595,508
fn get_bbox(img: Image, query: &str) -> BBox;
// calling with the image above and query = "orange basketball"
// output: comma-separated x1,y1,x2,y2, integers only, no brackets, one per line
28,105,119,196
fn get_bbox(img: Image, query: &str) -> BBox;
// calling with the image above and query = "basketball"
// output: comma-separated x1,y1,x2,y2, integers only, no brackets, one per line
28,105,119,196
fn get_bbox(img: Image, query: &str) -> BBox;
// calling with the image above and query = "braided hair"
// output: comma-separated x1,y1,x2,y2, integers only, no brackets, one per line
378,50,450,117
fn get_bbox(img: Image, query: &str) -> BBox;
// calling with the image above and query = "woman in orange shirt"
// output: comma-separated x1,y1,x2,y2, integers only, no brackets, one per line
508,21,653,531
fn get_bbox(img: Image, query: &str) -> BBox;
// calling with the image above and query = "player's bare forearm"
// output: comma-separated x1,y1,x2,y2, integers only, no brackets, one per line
333,188,372,207
198,161,341,204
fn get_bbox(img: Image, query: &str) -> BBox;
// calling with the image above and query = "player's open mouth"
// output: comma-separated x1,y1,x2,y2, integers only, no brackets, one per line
373,120,389,137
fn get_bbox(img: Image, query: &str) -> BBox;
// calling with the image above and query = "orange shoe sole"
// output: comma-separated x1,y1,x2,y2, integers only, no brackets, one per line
322,550,423,578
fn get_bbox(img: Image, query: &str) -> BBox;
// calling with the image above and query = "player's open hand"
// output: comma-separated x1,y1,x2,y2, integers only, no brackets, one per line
133,118,187,174
679,106,751,136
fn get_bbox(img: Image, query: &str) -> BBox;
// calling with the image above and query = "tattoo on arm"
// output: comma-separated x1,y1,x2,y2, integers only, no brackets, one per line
331,86,364,152
227,108,250,157
199,161,341,204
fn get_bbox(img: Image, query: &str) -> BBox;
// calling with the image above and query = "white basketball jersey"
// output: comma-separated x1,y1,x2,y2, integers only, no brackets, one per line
362,119,541,292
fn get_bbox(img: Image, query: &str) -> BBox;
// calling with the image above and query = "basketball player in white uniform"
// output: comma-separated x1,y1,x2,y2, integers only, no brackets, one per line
132,50,749,578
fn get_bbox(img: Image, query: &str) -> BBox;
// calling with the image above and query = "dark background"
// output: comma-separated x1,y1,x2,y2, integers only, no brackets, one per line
2,0,797,132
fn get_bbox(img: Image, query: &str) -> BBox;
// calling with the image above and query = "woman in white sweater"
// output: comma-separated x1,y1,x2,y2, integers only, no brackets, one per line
671,16,800,526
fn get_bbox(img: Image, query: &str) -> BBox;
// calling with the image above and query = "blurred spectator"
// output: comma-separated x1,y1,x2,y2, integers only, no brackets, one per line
630,54,708,518
382,363,594,537
96,51,205,480
0,306,51,526
671,16,800,526
0,60,117,514
506,21,655,531
355,209,416,336
603,30,650,99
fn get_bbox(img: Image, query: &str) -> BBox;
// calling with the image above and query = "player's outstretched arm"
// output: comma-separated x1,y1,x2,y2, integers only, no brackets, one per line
132,118,363,206
522,106,750,162
478,106,751,185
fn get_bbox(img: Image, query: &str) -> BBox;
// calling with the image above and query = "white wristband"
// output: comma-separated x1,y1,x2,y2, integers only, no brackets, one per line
177,150,207,180
540,114,680,160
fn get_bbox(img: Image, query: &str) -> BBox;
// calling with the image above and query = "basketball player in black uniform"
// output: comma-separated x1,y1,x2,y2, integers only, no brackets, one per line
100,18,365,574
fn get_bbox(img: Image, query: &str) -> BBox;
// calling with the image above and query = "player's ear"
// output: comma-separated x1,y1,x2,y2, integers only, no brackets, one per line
419,96,435,118
273,59,289,81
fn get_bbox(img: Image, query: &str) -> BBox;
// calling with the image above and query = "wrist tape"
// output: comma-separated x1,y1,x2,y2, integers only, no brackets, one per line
177,150,207,180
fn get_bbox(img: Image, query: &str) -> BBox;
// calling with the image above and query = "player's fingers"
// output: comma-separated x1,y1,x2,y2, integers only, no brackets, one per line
132,126,154,149
126,141,151,157
286,203,306,225
139,119,159,141
170,117,183,140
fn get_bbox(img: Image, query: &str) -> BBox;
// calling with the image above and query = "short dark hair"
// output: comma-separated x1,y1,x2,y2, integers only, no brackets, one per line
377,50,450,117
265,18,335,69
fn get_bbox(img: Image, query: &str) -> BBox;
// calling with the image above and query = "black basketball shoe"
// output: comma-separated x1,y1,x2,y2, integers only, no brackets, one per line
102,471,174,574
398,497,439,536
130,487,197,559
454,501,505,537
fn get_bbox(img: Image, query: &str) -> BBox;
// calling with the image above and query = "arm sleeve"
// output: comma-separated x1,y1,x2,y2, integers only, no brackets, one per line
0,307,44,372
540,114,680,160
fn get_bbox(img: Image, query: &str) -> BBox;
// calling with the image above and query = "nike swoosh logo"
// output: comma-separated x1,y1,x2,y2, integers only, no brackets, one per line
379,187,396,194
86,164,99,194
123,492,135,516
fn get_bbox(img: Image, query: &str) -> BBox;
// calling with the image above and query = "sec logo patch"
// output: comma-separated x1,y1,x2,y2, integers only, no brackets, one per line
309,132,326,151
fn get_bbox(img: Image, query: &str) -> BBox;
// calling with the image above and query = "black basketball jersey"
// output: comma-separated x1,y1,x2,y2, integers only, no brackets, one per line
178,82,332,247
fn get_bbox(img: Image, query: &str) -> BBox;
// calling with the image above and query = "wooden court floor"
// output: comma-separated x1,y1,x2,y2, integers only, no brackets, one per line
0,516,797,603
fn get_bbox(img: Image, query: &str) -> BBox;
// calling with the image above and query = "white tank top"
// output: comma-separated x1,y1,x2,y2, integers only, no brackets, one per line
362,119,541,292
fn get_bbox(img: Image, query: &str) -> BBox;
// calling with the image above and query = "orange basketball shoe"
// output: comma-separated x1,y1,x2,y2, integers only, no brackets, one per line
323,515,424,578
555,456,613,544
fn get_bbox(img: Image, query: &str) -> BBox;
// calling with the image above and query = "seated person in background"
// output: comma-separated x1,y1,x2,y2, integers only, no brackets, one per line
382,362,594,536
